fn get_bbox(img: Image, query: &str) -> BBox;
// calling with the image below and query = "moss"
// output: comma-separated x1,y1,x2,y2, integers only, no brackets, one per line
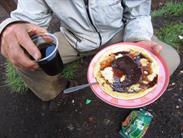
152,2,183,17
156,23,183,50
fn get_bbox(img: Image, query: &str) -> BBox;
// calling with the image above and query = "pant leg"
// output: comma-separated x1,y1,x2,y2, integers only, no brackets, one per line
54,32,79,64
17,32,79,101
152,36,181,75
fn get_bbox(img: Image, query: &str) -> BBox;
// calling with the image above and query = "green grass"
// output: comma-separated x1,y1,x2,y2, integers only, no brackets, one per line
5,60,80,93
62,61,79,80
152,2,183,17
156,23,183,49
5,62,28,93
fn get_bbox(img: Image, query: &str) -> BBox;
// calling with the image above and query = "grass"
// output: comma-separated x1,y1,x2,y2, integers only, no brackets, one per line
5,60,79,93
5,62,28,93
156,23,183,50
62,60,79,80
152,2,183,17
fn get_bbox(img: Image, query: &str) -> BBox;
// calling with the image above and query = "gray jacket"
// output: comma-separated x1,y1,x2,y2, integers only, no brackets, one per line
0,0,153,52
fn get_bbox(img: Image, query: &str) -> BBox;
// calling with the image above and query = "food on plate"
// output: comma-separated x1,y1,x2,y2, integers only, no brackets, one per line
94,45,159,100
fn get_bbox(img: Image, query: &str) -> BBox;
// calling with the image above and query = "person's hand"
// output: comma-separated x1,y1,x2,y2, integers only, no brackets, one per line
136,40,162,54
1,23,47,70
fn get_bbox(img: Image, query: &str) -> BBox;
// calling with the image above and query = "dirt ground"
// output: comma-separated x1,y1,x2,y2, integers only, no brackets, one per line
0,2,183,138
0,51,183,138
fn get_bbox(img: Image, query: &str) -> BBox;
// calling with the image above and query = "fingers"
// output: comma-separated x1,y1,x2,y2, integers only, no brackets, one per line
16,23,49,60
25,23,47,35
4,33,39,70
150,42,162,54
0,36,8,58
16,29,41,60
137,41,162,54
42,35,53,43
0,23,48,71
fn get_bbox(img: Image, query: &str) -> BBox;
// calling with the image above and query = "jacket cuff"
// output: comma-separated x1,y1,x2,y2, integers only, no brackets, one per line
0,18,28,50
123,16,153,42
0,18,22,34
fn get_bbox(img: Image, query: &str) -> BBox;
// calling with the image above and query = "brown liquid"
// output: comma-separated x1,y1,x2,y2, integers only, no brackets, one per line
37,43,64,76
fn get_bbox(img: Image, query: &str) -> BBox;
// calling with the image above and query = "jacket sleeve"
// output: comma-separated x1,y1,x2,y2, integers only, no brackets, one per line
122,0,153,42
0,0,52,36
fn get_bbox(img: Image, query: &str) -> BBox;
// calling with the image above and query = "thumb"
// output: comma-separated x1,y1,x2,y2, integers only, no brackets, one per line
25,23,48,35
150,42,162,54
137,41,162,54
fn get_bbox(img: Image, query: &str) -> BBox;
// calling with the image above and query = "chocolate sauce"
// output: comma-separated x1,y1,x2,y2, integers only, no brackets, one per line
134,54,144,67
114,51,130,55
148,76,158,87
112,55,142,92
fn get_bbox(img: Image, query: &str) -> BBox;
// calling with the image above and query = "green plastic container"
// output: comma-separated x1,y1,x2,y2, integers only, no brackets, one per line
119,109,153,138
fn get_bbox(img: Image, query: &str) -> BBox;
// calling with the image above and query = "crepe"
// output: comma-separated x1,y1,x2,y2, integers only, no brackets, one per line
94,45,159,100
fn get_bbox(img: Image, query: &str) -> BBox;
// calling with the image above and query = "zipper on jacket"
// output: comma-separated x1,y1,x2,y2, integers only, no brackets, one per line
67,29,82,42
84,0,102,47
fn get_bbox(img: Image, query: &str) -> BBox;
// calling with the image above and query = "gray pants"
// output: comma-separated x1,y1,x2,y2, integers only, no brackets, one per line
17,31,181,101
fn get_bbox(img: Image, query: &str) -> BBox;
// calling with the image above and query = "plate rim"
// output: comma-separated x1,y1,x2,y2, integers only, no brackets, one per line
87,42,170,108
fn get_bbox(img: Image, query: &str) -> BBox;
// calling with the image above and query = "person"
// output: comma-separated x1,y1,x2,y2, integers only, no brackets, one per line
0,0,180,111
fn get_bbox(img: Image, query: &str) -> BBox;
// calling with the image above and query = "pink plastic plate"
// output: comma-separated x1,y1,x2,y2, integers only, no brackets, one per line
87,42,170,108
